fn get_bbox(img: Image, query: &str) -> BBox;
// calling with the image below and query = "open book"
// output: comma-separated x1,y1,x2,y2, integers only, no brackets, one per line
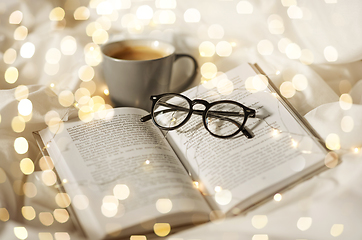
34,63,330,240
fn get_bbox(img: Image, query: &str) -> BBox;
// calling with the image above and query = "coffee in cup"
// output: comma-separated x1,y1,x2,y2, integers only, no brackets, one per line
110,45,167,61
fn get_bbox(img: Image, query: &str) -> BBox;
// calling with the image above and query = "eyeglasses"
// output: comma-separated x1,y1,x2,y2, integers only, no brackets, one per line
140,93,256,139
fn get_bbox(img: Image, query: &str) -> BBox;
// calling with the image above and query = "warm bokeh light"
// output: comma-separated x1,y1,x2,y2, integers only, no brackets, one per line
156,198,173,213
274,193,282,201
325,133,341,150
75,88,91,102
4,48,17,64
39,212,54,226
137,5,153,19
11,116,25,133
54,232,71,240
330,224,344,237
20,158,34,175
297,217,312,231
292,74,308,91
92,29,109,44
38,232,53,240
324,46,338,62
287,5,303,19
61,36,77,55
130,236,147,240
73,195,90,210
278,38,292,53
22,206,36,221
252,215,268,229
18,99,33,116
58,90,75,107
215,189,232,205
0,208,10,222
78,65,95,82
300,49,315,65
42,170,57,186
339,93,352,110
86,22,102,36
20,42,35,58
49,7,65,21
101,195,121,218
281,0,297,6
80,81,97,95
153,10,176,24
39,156,54,171
216,41,232,57
199,41,215,57
184,8,201,22
55,193,72,208
14,137,29,154
96,1,113,15
9,10,23,24
252,74,268,91
280,81,296,98
217,78,234,95
23,182,37,198
44,110,60,125
201,62,217,79
14,227,28,240
102,195,119,211
53,209,69,223
45,48,61,64
341,116,354,132
208,24,224,39
236,1,253,14
113,184,130,200
14,85,29,100
285,43,301,59
5,67,19,84
74,6,90,20
268,14,284,35
153,223,171,237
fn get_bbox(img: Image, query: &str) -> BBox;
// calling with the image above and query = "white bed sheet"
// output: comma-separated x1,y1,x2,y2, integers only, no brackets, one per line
0,0,361,239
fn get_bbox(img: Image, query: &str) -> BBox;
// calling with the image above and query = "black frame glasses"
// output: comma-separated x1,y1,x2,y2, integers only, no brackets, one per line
140,93,256,139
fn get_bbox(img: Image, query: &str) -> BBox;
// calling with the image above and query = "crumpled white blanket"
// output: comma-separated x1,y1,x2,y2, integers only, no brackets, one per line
0,0,361,239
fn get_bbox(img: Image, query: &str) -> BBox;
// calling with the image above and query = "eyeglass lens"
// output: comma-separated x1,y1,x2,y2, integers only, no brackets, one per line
205,102,245,137
153,94,190,128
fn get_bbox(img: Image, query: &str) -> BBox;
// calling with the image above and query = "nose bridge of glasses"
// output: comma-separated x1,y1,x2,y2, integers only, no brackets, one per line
191,99,209,109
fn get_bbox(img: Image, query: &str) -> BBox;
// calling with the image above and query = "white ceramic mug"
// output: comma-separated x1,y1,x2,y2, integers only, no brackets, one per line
101,39,198,111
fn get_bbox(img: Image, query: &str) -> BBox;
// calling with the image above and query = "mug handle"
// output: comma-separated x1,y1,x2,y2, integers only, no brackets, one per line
172,54,198,93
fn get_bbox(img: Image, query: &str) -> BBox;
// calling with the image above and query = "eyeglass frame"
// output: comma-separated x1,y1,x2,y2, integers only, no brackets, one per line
140,93,256,139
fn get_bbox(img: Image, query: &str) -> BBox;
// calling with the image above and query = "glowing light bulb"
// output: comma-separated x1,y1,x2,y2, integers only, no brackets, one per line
214,186,222,192
272,129,280,136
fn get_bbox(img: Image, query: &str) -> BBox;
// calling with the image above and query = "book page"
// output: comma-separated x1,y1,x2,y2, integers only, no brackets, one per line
39,107,210,239
166,63,328,214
